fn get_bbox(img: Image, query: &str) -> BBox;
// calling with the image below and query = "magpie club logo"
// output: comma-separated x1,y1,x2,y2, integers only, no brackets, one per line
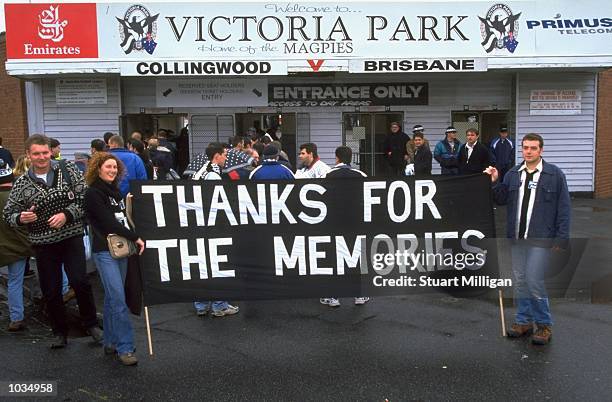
479,4,522,54
116,4,159,55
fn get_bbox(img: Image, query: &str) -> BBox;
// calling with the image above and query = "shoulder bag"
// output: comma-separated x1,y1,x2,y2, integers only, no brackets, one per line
106,233,137,259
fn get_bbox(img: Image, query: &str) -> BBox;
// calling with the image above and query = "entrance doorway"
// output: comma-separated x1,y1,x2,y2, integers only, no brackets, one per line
342,112,404,176
119,113,190,172
451,111,510,145
236,113,298,168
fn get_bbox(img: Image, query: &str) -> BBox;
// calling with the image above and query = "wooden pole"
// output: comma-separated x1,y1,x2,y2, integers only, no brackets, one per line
144,306,154,356
498,289,506,337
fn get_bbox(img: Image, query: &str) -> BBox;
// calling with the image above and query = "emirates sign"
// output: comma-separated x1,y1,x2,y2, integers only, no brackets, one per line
4,3,99,59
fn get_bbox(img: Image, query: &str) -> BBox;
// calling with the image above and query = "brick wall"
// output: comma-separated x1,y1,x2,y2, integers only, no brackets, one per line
0,33,29,160
596,69,612,198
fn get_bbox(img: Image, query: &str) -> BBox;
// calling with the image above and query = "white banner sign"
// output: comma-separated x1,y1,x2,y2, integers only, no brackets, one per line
156,78,268,107
55,78,107,105
5,1,612,74
97,2,531,61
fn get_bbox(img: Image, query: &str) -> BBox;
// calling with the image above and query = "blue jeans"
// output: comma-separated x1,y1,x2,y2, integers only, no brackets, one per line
8,259,27,322
194,301,229,313
511,243,553,326
62,266,69,295
93,252,134,354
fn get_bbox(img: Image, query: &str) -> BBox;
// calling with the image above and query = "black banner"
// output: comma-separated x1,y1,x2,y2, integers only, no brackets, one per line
268,82,428,107
131,175,498,306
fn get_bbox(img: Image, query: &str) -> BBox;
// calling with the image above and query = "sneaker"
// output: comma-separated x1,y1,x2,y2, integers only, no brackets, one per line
354,297,370,305
212,305,239,317
104,345,116,356
507,322,534,338
531,325,552,345
50,335,67,349
320,298,340,307
88,326,103,344
196,308,209,317
62,288,76,304
8,320,26,332
118,352,138,366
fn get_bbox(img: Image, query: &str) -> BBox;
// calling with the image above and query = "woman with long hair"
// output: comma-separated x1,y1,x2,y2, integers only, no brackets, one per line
12,155,30,177
84,152,145,366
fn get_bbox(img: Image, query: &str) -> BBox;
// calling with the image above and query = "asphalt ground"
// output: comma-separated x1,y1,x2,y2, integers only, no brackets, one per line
1,198,611,401
1,296,611,401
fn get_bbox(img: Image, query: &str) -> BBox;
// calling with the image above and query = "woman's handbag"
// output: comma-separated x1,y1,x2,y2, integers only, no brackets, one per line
107,234,137,259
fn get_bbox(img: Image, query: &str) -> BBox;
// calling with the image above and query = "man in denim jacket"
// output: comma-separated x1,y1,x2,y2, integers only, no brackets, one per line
485,133,570,345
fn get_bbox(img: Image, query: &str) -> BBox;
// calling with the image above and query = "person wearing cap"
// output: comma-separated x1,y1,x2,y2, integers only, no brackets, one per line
0,137,15,168
0,158,32,332
270,140,291,170
458,128,491,175
74,152,91,173
412,132,433,177
383,122,410,177
490,125,515,181
405,125,431,175
249,144,295,180
434,126,462,175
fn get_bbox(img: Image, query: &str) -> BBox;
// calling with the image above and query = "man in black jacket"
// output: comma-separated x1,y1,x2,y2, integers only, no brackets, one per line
458,128,491,175
412,132,432,177
324,146,367,179
321,146,369,307
383,122,410,177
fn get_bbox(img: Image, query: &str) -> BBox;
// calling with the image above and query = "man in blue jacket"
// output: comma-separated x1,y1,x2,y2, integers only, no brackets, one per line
108,135,147,197
434,126,461,175
485,133,571,345
490,125,515,181
249,145,295,180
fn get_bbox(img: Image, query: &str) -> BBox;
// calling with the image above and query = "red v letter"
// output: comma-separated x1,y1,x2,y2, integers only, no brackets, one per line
307,59,325,72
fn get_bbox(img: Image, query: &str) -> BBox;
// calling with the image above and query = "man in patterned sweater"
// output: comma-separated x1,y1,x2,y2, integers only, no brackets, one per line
3,134,101,349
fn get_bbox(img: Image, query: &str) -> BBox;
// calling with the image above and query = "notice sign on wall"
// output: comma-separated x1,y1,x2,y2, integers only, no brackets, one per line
156,79,269,107
529,89,582,115
55,78,107,105
269,83,428,107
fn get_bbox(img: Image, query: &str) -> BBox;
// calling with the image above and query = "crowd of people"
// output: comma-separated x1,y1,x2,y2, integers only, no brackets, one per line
0,120,568,361
382,122,515,180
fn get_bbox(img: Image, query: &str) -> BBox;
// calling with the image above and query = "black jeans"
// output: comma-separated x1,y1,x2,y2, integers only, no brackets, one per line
34,235,98,335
